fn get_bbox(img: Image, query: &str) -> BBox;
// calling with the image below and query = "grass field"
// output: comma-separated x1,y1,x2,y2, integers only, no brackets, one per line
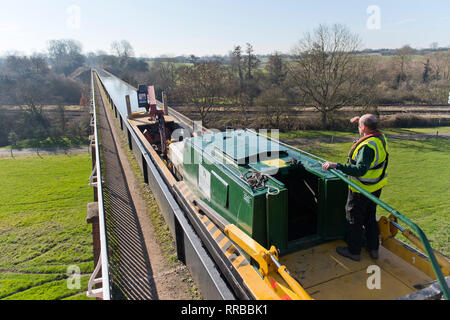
300,137,450,255
0,132,447,299
277,126,450,141
0,153,94,300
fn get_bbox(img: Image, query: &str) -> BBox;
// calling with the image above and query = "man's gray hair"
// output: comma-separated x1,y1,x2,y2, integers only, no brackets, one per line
360,114,378,131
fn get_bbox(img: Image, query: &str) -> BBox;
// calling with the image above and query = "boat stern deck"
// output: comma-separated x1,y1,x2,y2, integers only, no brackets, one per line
281,240,432,300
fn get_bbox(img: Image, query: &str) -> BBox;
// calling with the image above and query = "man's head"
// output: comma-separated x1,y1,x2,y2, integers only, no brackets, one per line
359,114,378,135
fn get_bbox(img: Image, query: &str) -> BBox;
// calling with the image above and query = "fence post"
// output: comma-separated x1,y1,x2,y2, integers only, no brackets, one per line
126,95,133,119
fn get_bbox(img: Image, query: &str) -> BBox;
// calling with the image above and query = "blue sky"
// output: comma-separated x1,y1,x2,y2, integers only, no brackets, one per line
1,0,449,57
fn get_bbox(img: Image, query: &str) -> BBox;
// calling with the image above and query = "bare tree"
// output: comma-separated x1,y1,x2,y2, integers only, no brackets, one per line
176,61,227,125
394,45,414,86
243,43,261,106
422,58,432,83
29,54,50,75
244,43,259,80
231,45,244,102
289,24,370,128
152,61,177,101
5,55,31,76
47,39,85,75
257,87,286,128
57,104,67,133
7,131,18,158
266,52,287,88
188,54,200,65
427,51,450,81
111,40,135,58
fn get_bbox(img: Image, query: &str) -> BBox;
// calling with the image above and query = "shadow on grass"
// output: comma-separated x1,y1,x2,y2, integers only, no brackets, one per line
390,138,449,153
382,128,419,135
292,143,345,161
12,137,89,150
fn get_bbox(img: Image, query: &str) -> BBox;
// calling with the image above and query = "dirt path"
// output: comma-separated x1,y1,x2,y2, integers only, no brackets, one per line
0,147,88,158
284,132,450,147
97,80,200,300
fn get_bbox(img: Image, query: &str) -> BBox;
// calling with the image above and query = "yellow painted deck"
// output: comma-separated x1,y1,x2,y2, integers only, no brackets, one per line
281,240,433,300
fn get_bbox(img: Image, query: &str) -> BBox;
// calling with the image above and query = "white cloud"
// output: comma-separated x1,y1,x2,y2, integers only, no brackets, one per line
394,18,416,25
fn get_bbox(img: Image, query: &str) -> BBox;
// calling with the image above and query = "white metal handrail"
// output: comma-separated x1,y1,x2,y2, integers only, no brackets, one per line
87,255,104,299
86,69,111,300
88,167,98,187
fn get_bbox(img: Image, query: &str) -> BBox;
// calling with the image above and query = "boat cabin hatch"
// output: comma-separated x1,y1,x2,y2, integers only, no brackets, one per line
183,129,349,254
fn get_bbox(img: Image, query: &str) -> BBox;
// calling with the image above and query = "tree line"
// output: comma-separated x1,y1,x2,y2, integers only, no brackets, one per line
92,25,450,129
0,39,88,148
1,24,450,149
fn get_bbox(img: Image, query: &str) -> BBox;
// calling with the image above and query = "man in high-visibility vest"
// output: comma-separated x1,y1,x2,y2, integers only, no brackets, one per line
322,114,388,261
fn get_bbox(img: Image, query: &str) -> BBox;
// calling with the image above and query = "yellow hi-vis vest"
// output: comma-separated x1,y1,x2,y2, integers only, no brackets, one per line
348,134,389,193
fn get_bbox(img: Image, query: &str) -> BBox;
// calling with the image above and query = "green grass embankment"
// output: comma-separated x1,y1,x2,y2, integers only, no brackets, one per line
0,154,94,300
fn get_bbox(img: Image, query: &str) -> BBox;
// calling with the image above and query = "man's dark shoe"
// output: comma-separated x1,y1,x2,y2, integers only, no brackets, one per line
336,246,360,261
369,250,379,259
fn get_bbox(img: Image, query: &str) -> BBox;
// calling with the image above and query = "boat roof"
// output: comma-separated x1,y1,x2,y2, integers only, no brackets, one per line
191,129,289,164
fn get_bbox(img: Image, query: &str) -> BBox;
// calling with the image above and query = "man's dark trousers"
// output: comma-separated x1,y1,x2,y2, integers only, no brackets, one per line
345,189,382,255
